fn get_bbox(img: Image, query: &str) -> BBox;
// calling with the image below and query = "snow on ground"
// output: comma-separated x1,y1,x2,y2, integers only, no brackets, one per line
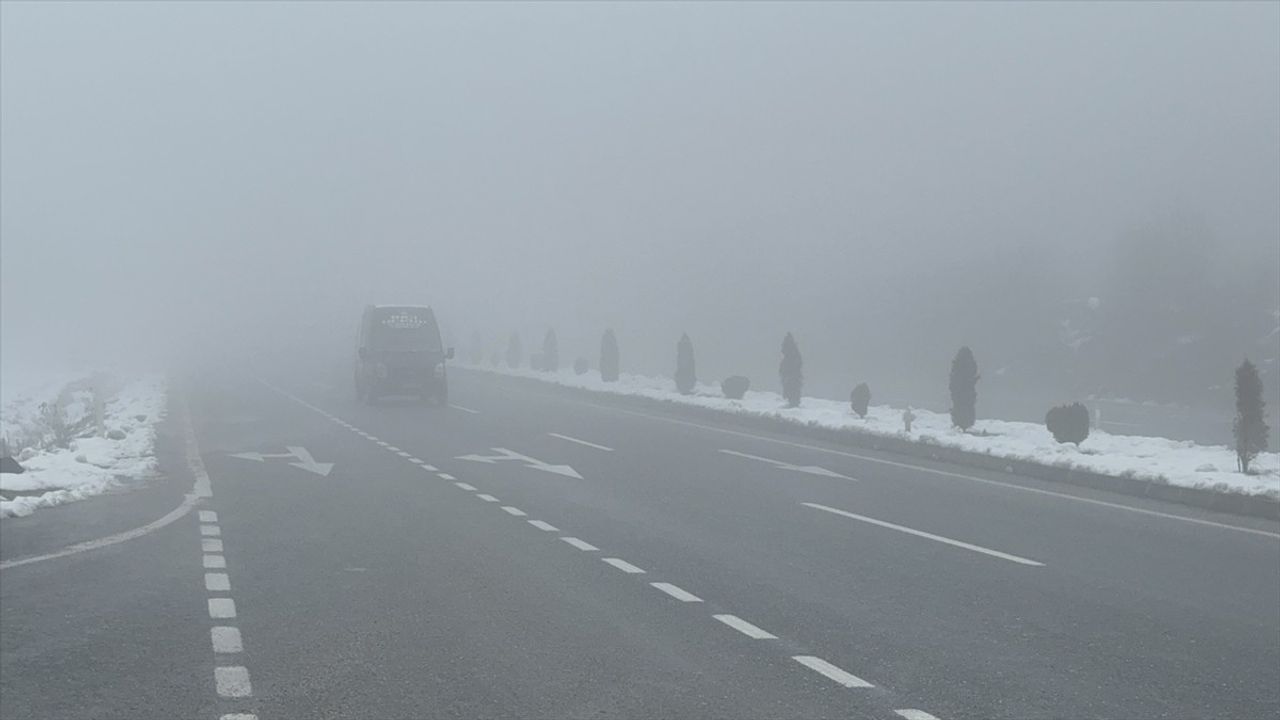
0,374,167,518
468,364,1280,499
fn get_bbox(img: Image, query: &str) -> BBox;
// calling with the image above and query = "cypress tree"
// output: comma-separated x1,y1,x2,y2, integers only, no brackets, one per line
675,333,696,395
779,332,803,407
850,383,870,418
600,329,620,382
949,346,979,430
542,329,559,373
1234,359,1269,473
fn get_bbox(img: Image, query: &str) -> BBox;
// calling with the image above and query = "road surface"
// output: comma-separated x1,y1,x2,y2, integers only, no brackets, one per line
3,363,1278,719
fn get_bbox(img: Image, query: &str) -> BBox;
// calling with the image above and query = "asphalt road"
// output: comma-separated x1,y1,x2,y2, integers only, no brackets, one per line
3,363,1278,720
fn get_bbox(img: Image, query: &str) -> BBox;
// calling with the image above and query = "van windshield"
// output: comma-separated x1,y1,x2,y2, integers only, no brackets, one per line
369,308,441,351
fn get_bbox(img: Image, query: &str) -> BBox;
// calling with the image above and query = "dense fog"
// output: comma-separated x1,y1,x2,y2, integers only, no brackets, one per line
3,2,1278,439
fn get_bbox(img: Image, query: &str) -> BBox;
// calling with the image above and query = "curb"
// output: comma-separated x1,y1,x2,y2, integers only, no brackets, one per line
463,368,1280,521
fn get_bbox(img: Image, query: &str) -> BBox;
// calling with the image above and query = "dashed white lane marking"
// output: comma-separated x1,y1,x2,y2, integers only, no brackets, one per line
651,582,703,602
203,554,227,569
501,506,527,517
205,573,231,591
211,626,243,653
409,458,425,465
792,655,874,688
803,502,1044,566
438,473,455,480
563,396,1280,540
199,511,218,522
422,465,439,471
214,666,253,697
560,536,599,551
202,539,223,552
220,714,258,720
713,614,778,639
895,710,942,720
454,482,477,491
528,520,559,532
450,404,480,414
396,451,412,458
477,494,499,502
200,525,221,537
548,433,614,452
208,598,237,619
602,557,646,574
376,441,390,447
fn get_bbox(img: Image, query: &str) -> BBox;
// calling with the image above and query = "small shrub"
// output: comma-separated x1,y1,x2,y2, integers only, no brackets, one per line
850,383,870,418
573,357,589,375
675,333,696,395
1045,402,1090,445
779,332,803,407
600,329,620,382
722,376,750,400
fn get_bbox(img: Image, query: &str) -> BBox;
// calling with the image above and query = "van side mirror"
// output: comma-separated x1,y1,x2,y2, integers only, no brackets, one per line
445,347,455,360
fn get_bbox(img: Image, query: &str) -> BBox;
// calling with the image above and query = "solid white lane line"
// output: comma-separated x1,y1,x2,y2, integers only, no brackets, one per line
651,582,702,602
205,573,231,591
203,554,227,569
528,520,559,532
202,539,223,552
211,626,243,653
208,598,237,619
477,494,499,502
793,655,874,688
437,473,455,480
200,525,221,537
450,404,480,414
454,482,477,491
895,710,942,720
561,537,599,551
573,399,1280,540
713,614,777,639
501,506,527,516
214,666,252,697
199,511,218,522
548,433,614,452
803,502,1044,566
602,557,646,574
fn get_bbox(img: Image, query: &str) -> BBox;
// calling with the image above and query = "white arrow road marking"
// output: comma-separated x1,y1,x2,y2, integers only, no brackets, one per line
719,449,853,479
802,502,1044,566
230,446,333,476
454,447,583,479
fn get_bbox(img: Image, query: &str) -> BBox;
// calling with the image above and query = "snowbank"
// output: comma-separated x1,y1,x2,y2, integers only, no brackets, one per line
0,374,167,518
466,365,1280,500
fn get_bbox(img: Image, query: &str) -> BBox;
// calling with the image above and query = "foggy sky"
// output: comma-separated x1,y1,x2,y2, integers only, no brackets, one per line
3,2,1278,413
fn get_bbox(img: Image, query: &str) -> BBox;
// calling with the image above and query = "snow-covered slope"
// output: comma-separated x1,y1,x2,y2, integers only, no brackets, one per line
467,365,1280,500
0,374,167,518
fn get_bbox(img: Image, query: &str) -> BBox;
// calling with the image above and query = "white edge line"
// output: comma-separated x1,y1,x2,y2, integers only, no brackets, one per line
548,432,614,452
532,389,1280,540
803,502,1044,566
